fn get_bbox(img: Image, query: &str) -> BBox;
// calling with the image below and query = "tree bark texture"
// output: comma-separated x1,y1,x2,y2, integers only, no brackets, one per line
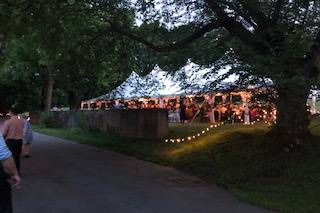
68,91,80,111
269,77,312,146
43,65,54,112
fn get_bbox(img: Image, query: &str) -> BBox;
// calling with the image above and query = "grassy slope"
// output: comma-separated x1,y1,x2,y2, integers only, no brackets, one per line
34,118,320,213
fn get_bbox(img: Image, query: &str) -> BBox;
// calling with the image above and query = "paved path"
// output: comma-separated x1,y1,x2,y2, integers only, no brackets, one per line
13,133,271,213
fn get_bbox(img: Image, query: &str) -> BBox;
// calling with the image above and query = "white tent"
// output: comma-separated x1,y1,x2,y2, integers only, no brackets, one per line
99,62,239,100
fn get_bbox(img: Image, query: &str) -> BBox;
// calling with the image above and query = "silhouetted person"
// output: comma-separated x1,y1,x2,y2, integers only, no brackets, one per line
179,98,186,123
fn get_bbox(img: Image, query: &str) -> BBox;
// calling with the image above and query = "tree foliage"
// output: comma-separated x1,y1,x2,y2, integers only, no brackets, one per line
0,0,138,111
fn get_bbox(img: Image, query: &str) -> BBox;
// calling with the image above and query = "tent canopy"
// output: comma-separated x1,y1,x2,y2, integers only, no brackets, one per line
85,63,245,102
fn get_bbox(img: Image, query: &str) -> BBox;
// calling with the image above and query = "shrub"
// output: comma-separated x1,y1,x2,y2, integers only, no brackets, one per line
41,113,60,128
77,112,97,131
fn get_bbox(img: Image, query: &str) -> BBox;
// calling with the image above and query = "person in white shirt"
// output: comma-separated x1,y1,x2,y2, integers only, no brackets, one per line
0,132,21,213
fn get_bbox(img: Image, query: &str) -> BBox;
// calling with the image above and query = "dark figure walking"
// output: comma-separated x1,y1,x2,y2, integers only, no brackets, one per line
179,98,186,123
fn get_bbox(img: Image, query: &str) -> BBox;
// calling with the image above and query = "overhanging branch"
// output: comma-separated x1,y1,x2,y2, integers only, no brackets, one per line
205,0,272,54
306,31,320,78
271,0,286,24
111,22,220,52
238,0,270,28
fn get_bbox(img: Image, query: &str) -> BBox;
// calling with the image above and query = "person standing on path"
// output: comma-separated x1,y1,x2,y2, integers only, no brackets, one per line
2,108,24,173
22,115,33,158
179,98,186,123
0,132,21,213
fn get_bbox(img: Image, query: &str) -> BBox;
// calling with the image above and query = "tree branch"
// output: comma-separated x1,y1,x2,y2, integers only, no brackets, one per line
306,31,320,79
238,0,270,28
110,22,220,52
271,0,286,24
222,1,257,28
204,0,272,54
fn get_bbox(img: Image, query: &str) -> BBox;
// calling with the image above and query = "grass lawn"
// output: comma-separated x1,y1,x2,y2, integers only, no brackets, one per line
33,117,320,213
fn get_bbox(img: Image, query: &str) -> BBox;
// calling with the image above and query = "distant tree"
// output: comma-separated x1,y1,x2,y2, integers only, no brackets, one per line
0,0,136,111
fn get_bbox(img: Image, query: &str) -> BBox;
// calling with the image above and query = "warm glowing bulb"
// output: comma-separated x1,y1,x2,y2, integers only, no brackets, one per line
187,137,192,140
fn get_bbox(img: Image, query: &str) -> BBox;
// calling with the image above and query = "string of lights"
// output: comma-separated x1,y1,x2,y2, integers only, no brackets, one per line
164,109,320,144
163,118,280,144
163,110,282,143
164,122,226,143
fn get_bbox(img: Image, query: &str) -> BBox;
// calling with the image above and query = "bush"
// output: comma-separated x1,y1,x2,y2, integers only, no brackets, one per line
77,113,97,131
41,113,61,128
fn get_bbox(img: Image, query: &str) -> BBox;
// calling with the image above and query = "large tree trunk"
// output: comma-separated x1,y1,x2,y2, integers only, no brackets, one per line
40,85,45,111
43,65,54,112
269,77,312,147
68,91,80,111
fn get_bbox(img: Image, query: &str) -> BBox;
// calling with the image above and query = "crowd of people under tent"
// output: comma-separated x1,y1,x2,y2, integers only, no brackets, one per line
81,88,320,125
81,91,283,125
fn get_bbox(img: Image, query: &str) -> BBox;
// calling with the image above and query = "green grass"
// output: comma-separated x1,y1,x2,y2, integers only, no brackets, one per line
33,118,320,213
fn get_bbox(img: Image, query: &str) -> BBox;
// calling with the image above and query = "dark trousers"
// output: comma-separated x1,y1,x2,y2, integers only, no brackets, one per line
0,179,12,213
6,139,22,173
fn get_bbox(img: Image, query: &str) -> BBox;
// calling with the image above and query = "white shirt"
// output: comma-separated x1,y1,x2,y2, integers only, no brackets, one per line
0,133,11,161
